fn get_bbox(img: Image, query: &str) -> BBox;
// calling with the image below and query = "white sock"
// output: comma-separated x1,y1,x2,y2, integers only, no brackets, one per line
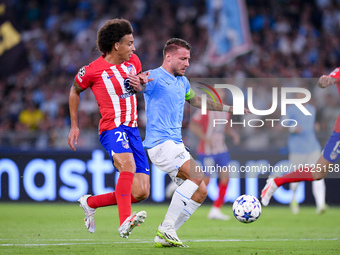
162,180,199,228
312,179,326,209
174,199,201,231
289,182,299,201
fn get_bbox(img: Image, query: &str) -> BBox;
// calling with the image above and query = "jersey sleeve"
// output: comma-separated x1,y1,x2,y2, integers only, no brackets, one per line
74,65,92,90
129,54,142,74
144,69,157,95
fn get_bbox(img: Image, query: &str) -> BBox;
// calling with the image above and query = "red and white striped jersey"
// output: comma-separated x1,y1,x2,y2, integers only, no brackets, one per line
191,110,231,155
75,54,141,134
329,67,340,133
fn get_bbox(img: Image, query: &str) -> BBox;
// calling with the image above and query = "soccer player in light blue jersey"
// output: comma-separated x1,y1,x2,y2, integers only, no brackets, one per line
143,38,250,247
284,92,326,214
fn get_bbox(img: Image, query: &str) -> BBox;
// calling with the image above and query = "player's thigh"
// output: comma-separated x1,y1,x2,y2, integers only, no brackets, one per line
112,153,136,173
147,140,190,186
313,155,332,179
99,127,136,172
124,126,150,175
178,158,205,185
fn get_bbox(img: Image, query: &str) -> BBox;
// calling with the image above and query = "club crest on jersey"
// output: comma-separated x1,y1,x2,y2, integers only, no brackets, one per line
122,141,129,149
127,64,135,74
330,151,338,160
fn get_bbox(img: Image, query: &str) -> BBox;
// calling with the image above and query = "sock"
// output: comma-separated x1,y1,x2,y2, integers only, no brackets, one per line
289,182,299,202
274,167,314,187
162,180,199,228
213,183,228,208
312,179,326,209
174,199,201,231
87,192,139,209
115,171,134,225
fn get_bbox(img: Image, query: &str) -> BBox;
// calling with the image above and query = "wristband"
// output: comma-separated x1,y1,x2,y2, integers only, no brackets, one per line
222,105,230,112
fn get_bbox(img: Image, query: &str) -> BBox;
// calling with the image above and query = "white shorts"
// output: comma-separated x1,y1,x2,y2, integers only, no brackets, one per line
147,140,191,186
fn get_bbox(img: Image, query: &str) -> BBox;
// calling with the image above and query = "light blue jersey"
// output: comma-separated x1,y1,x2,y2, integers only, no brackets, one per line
285,104,321,154
143,67,192,149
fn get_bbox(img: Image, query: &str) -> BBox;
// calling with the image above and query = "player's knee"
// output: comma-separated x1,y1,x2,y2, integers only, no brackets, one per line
133,188,150,202
197,183,207,199
313,172,325,180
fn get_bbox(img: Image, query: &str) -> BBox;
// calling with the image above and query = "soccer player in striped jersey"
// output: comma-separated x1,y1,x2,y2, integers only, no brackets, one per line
143,38,250,247
261,68,340,208
283,91,326,214
191,89,240,220
68,19,151,238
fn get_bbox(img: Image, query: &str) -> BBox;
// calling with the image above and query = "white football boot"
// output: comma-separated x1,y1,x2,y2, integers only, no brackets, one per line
261,178,278,206
207,206,230,220
78,195,96,233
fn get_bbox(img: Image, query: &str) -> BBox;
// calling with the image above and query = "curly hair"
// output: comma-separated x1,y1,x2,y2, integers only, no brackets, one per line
97,18,133,54
163,38,192,58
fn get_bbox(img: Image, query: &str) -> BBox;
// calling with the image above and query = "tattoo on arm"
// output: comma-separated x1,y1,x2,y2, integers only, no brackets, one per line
187,95,222,111
206,98,222,111
72,81,84,93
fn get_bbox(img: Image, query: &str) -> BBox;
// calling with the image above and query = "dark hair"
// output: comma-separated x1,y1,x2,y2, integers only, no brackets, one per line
163,38,192,58
97,18,133,54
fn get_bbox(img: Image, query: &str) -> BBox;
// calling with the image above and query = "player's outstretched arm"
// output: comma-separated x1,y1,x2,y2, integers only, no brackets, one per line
186,94,251,114
318,75,336,88
68,81,84,151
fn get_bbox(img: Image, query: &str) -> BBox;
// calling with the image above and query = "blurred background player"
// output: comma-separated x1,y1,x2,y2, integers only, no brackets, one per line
68,18,150,238
190,88,240,220
283,89,326,214
143,38,246,247
261,68,340,208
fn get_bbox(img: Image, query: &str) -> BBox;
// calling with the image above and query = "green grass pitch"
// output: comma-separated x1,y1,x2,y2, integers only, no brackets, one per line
1,203,339,254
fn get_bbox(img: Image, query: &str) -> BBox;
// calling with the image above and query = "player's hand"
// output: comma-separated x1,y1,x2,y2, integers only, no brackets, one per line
68,127,79,151
138,71,154,84
318,75,335,88
229,106,252,114
128,71,143,92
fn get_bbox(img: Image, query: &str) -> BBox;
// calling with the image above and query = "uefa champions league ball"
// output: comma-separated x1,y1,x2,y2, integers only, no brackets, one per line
232,194,262,223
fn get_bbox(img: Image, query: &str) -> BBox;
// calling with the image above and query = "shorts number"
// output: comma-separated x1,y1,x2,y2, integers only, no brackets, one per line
115,131,128,142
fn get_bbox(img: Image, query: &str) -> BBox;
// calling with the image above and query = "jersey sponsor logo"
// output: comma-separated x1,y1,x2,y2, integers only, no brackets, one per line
107,74,115,79
124,78,134,93
120,92,134,99
78,67,85,77
120,77,135,98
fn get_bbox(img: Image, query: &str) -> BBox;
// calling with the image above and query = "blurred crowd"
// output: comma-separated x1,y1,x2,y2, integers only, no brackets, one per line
1,0,340,151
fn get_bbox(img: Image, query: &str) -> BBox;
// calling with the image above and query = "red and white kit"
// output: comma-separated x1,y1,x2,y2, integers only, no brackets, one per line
329,67,340,132
75,54,141,134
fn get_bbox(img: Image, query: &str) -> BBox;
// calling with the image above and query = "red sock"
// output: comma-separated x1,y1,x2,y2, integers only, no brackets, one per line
115,171,134,225
274,167,314,187
87,193,139,209
213,183,228,208
87,192,116,208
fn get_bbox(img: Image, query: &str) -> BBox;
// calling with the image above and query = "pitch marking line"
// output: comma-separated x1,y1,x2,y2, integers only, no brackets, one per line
0,238,338,246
